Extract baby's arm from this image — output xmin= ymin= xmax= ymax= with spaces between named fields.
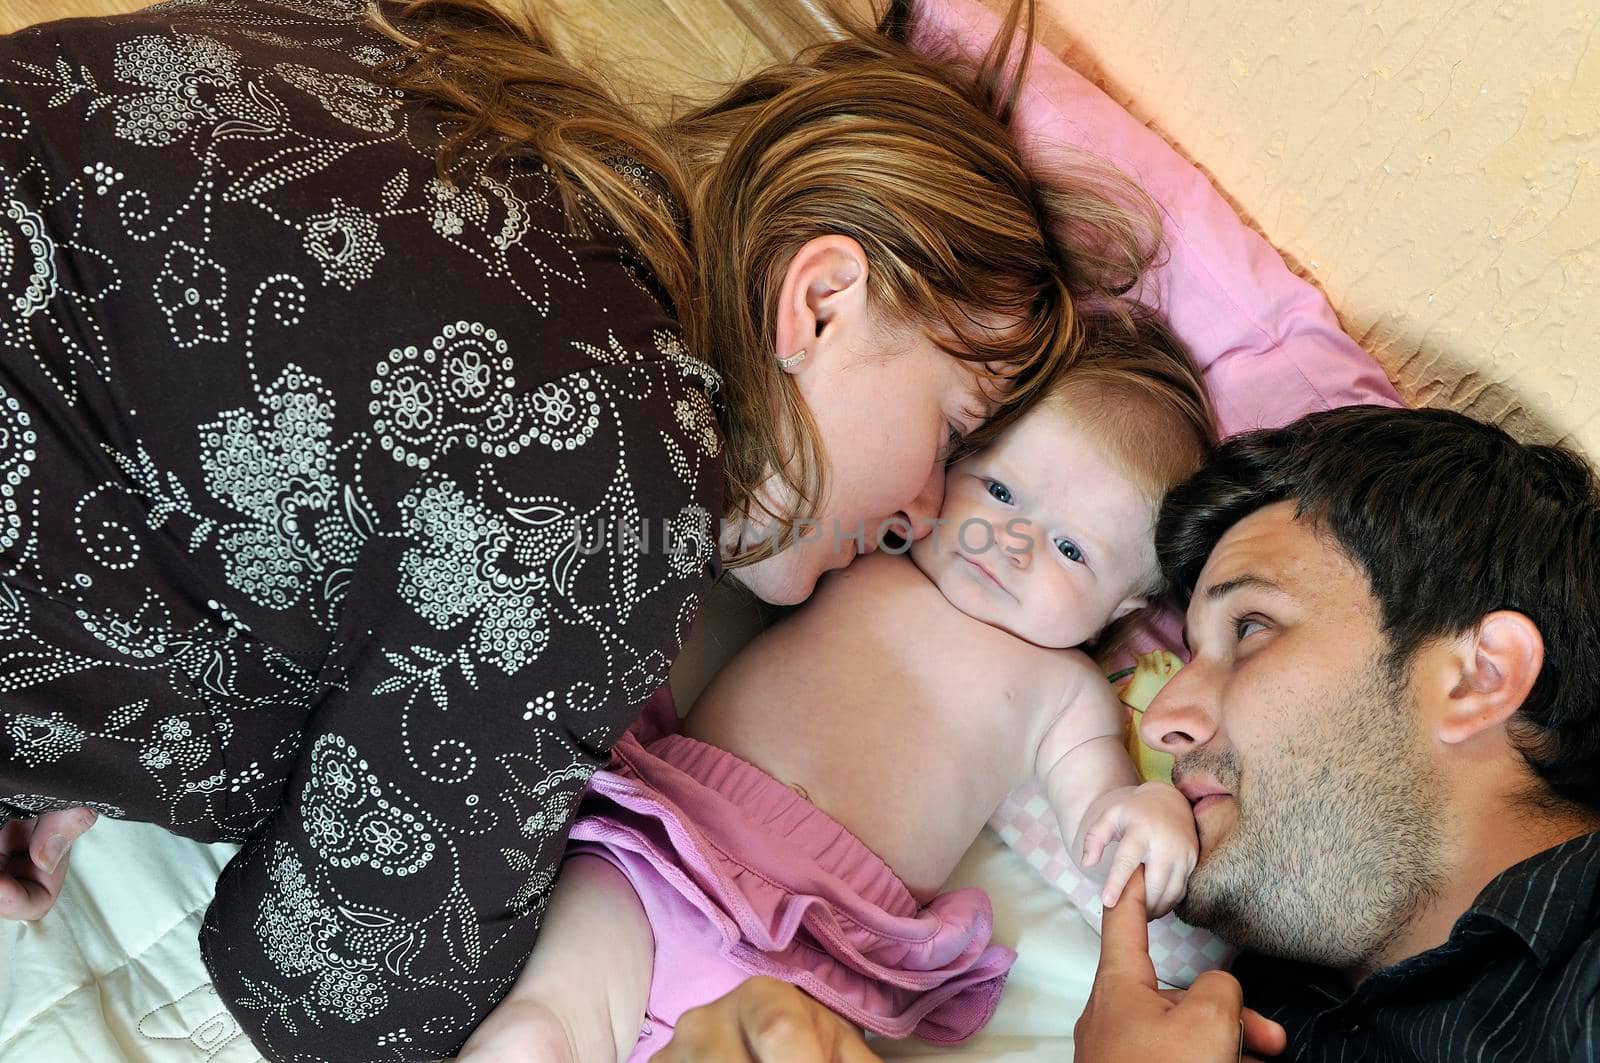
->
xmin=1033 ymin=657 xmax=1197 ymax=919
xmin=457 ymin=855 xmax=652 ymax=1063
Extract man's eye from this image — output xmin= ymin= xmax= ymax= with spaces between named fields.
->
xmin=1054 ymin=537 xmax=1084 ymax=563
xmin=985 ymin=480 xmax=1013 ymax=504
xmin=1233 ymin=615 xmax=1266 ymax=641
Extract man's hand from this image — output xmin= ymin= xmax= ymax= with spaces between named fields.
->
xmin=0 ymin=807 xmax=97 ymax=921
xmin=1075 ymin=868 xmax=1288 ymax=1062
xmin=652 ymin=976 xmax=883 ymax=1062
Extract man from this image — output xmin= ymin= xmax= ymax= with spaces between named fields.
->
xmin=1077 ymin=403 xmax=1600 ymax=1060
xmin=655 ymin=404 xmax=1600 ymax=1061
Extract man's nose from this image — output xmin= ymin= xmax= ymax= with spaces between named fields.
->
xmin=899 ymin=465 xmax=946 ymax=541
xmin=1140 ymin=657 xmax=1221 ymax=754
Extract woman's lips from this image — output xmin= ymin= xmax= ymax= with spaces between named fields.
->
xmin=1192 ymin=794 xmax=1232 ymax=816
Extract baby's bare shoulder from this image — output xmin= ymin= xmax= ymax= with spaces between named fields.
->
xmin=1031 ymin=650 xmax=1126 ymax=752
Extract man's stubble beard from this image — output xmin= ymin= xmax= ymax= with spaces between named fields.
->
xmin=1175 ymin=653 xmax=1447 ymax=970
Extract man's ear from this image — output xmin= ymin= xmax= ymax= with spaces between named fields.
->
xmin=1436 ymin=610 xmax=1545 ymax=745
xmin=772 ymin=235 xmax=869 ymax=373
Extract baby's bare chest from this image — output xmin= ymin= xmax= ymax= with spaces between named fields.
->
xmin=688 ymin=559 xmax=1068 ymax=795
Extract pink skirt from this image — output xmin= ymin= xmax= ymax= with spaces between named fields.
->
xmin=567 ymin=715 xmax=1014 ymax=1059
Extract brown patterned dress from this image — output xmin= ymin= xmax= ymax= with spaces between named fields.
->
xmin=0 ymin=2 xmax=724 ymax=1058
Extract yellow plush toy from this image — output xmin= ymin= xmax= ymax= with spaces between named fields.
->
xmin=1113 ymin=649 xmax=1183 ymax=785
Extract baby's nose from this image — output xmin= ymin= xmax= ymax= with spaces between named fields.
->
xmin=1004 ymin=520 xmax=1034 ymax=568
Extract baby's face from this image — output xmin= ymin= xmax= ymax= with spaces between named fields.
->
xmin=909 ymin=404 xmax=1159 ymax=648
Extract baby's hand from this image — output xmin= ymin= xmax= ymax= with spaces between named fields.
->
xmin=1079 ymin=783 xmax=1197 ymax=919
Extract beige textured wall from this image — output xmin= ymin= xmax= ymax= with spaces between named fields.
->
xmin=1032 ymin=0 xmax=1600 ymax=453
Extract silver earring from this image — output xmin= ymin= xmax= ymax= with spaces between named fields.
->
xmin=778 ymin=348 xmax=807 ymax=371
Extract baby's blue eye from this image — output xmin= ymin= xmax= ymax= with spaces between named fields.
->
xmin=1055 ymin=538 xmax=1085 ymax=563
xmin=986 ymin=481 xmax=1013 ymax=504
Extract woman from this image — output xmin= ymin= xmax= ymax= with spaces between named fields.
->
xmin=0 ymin=0 xmax=1156 ymax=1058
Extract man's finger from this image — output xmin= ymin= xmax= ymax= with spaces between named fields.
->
xmin=1094 ymin=866 xmax=1158 ymax=989
xmin=1243 ymin=1007 xmax=1288 ymax=1057
xmin=739 ymin=987 xmax=882 ymax=1063
xmin=1155 ymin=986 xmax=1285 ymax=1056
xmin=652 ymin=998 xmax=748 ymax=1061
xmin=1176 ymin=968 xmax=1247 ymax=1022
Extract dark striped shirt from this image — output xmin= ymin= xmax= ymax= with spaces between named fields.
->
xmin=1235 ymin=830 xmax=1600 ymax=1062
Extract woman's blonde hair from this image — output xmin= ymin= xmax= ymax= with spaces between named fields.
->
xmin=372 ymin=0 xmax=1162 ymax=565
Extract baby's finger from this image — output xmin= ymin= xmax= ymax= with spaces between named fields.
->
xmin=1100 ymin=844 xmax=1146 ymax=908
xmin=1140 ymin=863 xmax=1171 ymax=915
xmin=1079 ymin=819 xmax=1117 ymax=869
xmin=1165 ymin=870 xmax=1189 ymax=916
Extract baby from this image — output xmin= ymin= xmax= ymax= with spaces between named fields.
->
xmin=466 ymin=310 xmax=1215 ymax=1061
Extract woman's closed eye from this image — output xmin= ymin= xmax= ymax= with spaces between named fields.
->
xmin=942 ymin=424 xmax=964 ymax=460
xmin=985 ymin=479 xmax=1013 ymax=504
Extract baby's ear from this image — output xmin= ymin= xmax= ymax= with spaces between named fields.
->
xmin=1109 ymin=594 xmax=1150 ymax=624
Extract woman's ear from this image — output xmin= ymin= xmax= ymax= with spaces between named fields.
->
xmin=1435 ymin=610 xmax=1545 ymax=745
xmin=773 ymin=235 xmax=869 ymax=374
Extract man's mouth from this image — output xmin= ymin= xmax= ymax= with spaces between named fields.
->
xmin=1177 ymin=780 xmax=1233 ymax=814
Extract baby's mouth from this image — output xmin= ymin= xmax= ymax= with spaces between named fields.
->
xmin=961 ymin=554 xmax=1005 ymax=590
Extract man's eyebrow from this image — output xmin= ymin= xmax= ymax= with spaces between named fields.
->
xmin=1204 ymin=574 xmax=1291 ymax=602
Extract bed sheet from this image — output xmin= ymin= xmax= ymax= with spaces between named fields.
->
xmin=0 ymin=818 xmax=1090 ymax=1062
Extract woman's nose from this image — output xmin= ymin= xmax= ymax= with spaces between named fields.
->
xmin=1140 ymin=658 xmax=1221 ymax=754
xmin=899 ymin=465 xmax=946 ymax=541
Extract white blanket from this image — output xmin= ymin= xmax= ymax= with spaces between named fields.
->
xmin=0 ymin=819 xmax=1092 ymax=1062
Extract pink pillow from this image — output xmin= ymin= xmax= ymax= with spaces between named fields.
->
xmin=909 ymin=0 xmax=1402 ymax=987
xmin=910 ymin=0 xmax=1402 ymax=437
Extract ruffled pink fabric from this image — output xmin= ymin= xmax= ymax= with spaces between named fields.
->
xmin=567 ymin=710 xmax=1014 ymax=1057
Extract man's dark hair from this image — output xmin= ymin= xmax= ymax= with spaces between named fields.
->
xmin=1156 ymin=404 xmax=1600 ymax=813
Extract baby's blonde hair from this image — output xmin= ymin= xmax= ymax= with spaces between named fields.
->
xmin=1038 ymin=307 xmax=1214 ymax=644
xmin=1043 ymin=306 xmax=1215 ymax=514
